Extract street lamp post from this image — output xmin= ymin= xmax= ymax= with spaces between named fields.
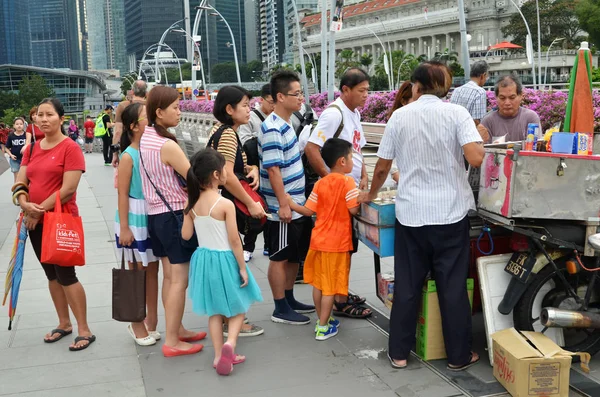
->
xmin=303 ymin=49 xmax=318 ymax=87
xmin=140 ymin=42 xmax=184 ymax=86
xmin=544 ymin=37 xmax=565 ymax=88
xmin=365 ymin=26 xmax=391 ymax=90
xmin=396 ymin=58 xmax=410 ymax=88
xmin=156 ymin=19 xmax=185 ymax=83
xmin=198 ymin=5 xmax=241 ymax=84
xmin=139 ymin=45 xmax=169 ymax=81
xmin=507 ymin=0 xmax=536 ymax=88
xmin=376 ymin=17 xmax=393 ymax=90
xmin=173 ymin=28 xmax=209 ymax=102
xmin=535 ymin=0 xmax=542 ymax=90
xmin=290 ymin=0 xmax=310 ymax=101
xmin=320 ymin=0 xmax=328 ymax=93
xmin=192 ymin=1 xmax=210 ymax=101
xmin=457 ymin=0 xmax=470 ymax=77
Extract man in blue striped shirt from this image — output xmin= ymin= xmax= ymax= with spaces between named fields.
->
xmin=258 ymin=70 xmax=315 ymax=325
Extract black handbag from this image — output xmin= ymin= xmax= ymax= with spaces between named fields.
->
xmin=112 ymin=250 xmax=146 ymax=322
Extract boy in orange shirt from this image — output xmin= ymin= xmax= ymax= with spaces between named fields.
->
xmin=288 ymin=138 xmax=360 ymax=340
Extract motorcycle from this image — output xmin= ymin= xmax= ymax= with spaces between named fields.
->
xmin=478 ymin=210 xmax=600 ymax=357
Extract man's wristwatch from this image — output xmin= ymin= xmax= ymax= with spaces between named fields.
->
xmin=110 ymin=144 xmax=120 ymax=153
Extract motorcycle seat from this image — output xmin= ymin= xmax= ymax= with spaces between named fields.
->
xmin=589 ymin=234 xmax=600 ymax=251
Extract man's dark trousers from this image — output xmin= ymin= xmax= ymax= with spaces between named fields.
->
xmin=388 ymin=216 xmax=472 ymax=366
xmin=101 ymin=133 xmax=112 ymax=164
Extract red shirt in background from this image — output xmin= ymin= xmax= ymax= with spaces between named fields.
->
xmin=84 ymin=120 xmax=95 ymax=138
xmin=21 ymin=138 xmax=86 ymax=222
xmin=26 ymin=124 xmax=45 ymax=141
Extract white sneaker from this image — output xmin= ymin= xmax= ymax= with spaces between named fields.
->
xmin=244 ymin=251 xmax=253 ymax=263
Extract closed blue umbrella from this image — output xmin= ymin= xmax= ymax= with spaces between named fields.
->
xmin=2 ymin=213 xmax=27 ymax=330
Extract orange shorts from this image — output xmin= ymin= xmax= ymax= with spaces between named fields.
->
xmin=303 ymin=249 xmax=350 ymax=296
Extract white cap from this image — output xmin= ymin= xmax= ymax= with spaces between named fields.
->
xmin=581 ymin=42 xmax=589 ymax=50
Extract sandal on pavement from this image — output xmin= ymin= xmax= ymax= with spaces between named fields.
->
xmin=213 ymin=354 xmax=246 ymax=368
xmin=148 ymin=330 xmax=161 ymax=341
xmin=69 ymin=335 xmax=96 ymax=352
xmin=43 ymin=328 xmax=72 ymax=343
xmin=387 ymin=353 xmax=407 ymax=369
xmin=216 ymin=343 xmax=235 ymax=376
xmin=333 ymin=302 xmax=372 ymax=319
xmin=447 ymin=352 xmax=480 ymax=372
xmin=127 ymin=324 xmax=156 ymax=346
xmin=179 ymin=331 xmax=207 ymax=342
xmin=347 ymin=294 xmax=366 ymax=305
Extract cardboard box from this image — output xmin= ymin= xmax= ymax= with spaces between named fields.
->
xmin=415 ymin=279 xmax=474 ymax=361
xmin=492 ymin=328 xmax=591 ymax=397
xmin=376 ymin=272 xmax=394 ymax=309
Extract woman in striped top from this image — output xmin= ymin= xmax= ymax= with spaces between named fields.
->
xmin=139 ymin=86 xmax=206 ymax=358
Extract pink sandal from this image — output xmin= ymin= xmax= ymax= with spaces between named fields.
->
xmin=213 ymin=354 xmax=245 ymax=368
xmin=216 ymin=343 xmax=235 ymax=375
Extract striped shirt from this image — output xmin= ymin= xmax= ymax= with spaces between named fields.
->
xmin=378 ymin=95 xmax=482 ymax=227
xmin=258 ymin=112 xmax=305 ymax=221
xmin=450 ymin=80 xmax=488 ymax=120
xmin=139 ymin=126 xmax=188 ymax=215
xmin=209 ymin=124 xmax=247 ymax=165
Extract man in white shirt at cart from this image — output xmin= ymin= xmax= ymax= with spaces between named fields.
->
xmin=304 ymin=67 xmax=372 ymax=319
xmin=361 ymin=62 xmax=484 ymax=370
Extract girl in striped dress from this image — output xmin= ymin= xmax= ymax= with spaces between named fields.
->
xmin=115 ymin=102 xmax=160 ymax=346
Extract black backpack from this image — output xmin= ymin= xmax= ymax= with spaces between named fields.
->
xmin=242 ymin=109 xmax=264 ymax=167
xmin=293 ymin=104 xmax=344 ymax=195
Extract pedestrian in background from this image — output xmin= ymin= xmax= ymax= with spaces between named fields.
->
xmin=83 ymin=116 xmax=95 ymax=153
xmin=450 ymin=60 xmax=489 ymax=126
xmin=4 ymin=117 xmax=27 ymax=182
xmin=16 ymin=98 xmax=95 ymax=351
xmin=115 ymin=102 xmax=160 ymax=347
xmin=68 ymin=119 xmax=79 ymax=141
xmin=139 ymin=86 xmax=206 ymax=358
xmin=97 ymin=105 xmax=115 ymax=166
xmin=183 ymin=148 xmax=263 ymax=376
xmin=25 ymin=106 xmax=44 ymax=146
xmin=362 ymin=62 xmax=484 ymax=371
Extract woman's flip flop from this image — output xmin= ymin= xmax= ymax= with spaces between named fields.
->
xmin=447 ymin=352 xmax=480 ymax=372
xmin=69 ymin=335 xmax=96 ymax=352
xmin=216 ymin=343 xmax=235 ymax=376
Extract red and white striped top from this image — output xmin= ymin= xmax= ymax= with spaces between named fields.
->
xmin=139 ymin=126 xmax=187 ymax=215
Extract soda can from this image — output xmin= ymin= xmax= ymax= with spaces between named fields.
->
xmin=526 ymin=123 xmax=539 ymax=151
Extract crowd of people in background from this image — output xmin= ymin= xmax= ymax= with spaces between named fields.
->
xmin=7 ymin=58 xmax=547 ymax=376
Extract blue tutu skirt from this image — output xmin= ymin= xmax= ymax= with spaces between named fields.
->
xmin=188 ymin=247 xmax=263 ymax=317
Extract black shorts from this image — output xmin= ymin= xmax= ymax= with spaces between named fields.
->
xmin=29 ymin=223 xmax=79 ymax=286
xmin=85 ymin=137 xmax=94 ymax=144
xmin=267 ymin=217 xmax=310 ymax=263
xmin=148 ymin=210 xmax=198 ymax=264
xmin=351 ymin=222 xmax=359 ymax=254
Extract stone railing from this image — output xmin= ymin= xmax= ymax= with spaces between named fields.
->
xmin=174 ymin=112 xmax=217 ymax=158
xmin=174 ymin=112 xmax=387 ymax=158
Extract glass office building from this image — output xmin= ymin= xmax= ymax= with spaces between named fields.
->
xmin=124 ymin=0 xmax=186 ymax=69
xmin=0 ymin=65 xmax=107 ymax=114
xmin=0 ymin=0 xmax=31 ymax=65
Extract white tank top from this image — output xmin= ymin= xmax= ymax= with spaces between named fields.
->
xmin=192 ymin=197 xmax=231 ymax=251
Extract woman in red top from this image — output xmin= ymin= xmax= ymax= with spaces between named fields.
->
xmin=25 ymin=106 xmax=45 ymax=147
xmin=16 ymin=98 xmax=95 ymax=352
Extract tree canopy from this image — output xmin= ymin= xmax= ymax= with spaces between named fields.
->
xmin=0 ymin=74 xmax=55 ymax=124
xmin=501 ymin=0 xmax=583 ymax=49
xmin=575 ymin=0 xmax=600 ymax=50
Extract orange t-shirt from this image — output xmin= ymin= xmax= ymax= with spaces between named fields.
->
xmin=305 ymin=173 xmax=359 ymax=253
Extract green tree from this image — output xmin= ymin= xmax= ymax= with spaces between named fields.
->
xmin=0 ymin=91 xmax=20 ymax=121
xmin=501 ymin=0 xmax=582 ymax=49
xmin=360 ymin=53 xmax=373 ymax=69
xmin=449 ymin=62 xmax=465 ymax=77
xmin=431 ymin=48 xmax=459 ymax=65
xmin=335 ymin=49 xmax=360 ymax=77
xmin=120 ymin=72 xmax=138 ymax=96
xmin=18 ymin=74 xmax=54 ymax=110
xmin=243 ymin=60 xmax=264 ymax=81
xmin=160 ymin=62 xmax=192 ymax=84
xmin=211 ymin=62 xmax=239 ymax=83
xmin=576 ymin=0 xmax=600 ymax=50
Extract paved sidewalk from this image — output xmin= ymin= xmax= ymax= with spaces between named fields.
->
xmin=0 ymin=153 xmax=594 ymax=397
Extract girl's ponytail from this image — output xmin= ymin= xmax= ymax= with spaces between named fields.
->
xmin=184 ymin=148 xmax=226 ymax=214
xmin=185 ymin=165 xmax=200 ymax=215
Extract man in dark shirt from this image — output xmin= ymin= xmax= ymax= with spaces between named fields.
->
xmin=101 ymin=105 xmax=114 ymax=165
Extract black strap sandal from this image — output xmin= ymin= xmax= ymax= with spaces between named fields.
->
xmin=347 ymin=293 xmax=366 ymax=305
xmin=43 ymin=328 xmax=72 ymax=343
xmin=447 ymin=352 xmax=480 ymax=372
xmin=333 ymin=302 xmax=372 ymax=318
xmin=69 ymin=335 xmax=96 ymax=352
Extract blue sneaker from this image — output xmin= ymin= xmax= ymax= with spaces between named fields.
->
xmin=288 ymin=299 xmax=315 ymax=314
xmin=263 ymin=249 xmax=269 ymax=256
xmin=271 ymin=310 xmax=311 ymax=325
xmin=315 ymin=324 xmax=339 ymax=341
xmin=314 ymin=317 xmax=340 ymax=332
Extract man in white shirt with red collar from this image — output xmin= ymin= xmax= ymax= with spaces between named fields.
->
xmin=304 ymin=67 xmax=372 ymax=319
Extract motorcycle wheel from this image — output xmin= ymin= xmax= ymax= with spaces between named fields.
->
xmin=513 ymin=263 xmax=600 ymax=358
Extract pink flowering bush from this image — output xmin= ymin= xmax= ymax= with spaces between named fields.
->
xmin=182 ymin=90 xmax=600 ymax=132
